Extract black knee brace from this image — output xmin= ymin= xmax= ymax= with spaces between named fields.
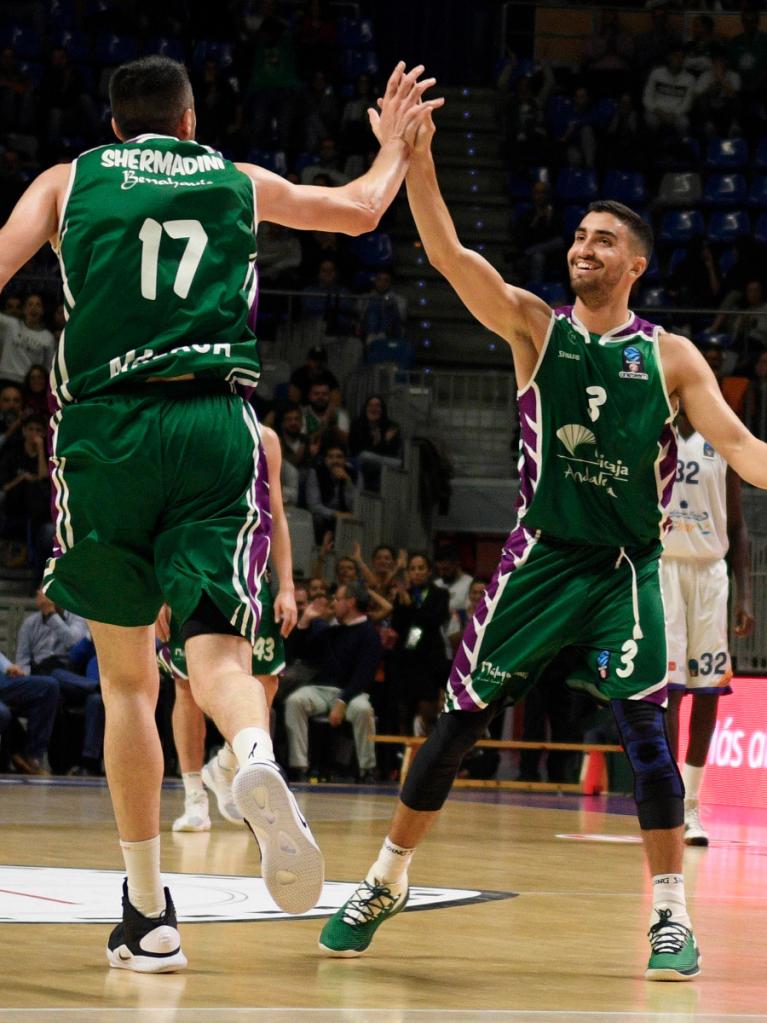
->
xmin=400 ymin=704 xmax=500 ymax=812
xmin=610 ymin=698 xmax=684 ymax=830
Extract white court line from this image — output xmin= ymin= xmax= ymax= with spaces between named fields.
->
xmin=2 ymin=1011 xmax=767 ymax=1021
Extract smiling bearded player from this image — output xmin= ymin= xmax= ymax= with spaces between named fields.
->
xmin=319 ymin=106 xmax=767 ymax=981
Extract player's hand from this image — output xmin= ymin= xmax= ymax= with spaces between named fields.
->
xmin=351 ymin=540 xmax=362 ymax=561
xmin=410 ymin=106 xmax=438 ymax=156
xmin=369 ymin=62 xmax=443 ymax=150
xmin=734 ymin=600 xmax=755 ymax=637
xmin=274 ymin=590 xmax=297 ymax=637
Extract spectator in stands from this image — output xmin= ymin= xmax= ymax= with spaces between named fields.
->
xmin=727 ymin=4 xmax=767 ymax=113
xmin=1 ymin=294 xmax=22 ymax=320
xmin=295 ymin=0 xmax=338 ymax=77
xmin=351 ymin=542 xmax=402 ymax=595
xmin=301 ymin=380 xmax=350 ymax=448
xmin=300 ymin=229 xmax=354 ymax=285
xmin=684 ymin=14 xmax=719 ymax=78
xmin=634 ymin=3 xmax=683 ymax=74
xmin=434 ymin=544 xmax=473 ymax=615
xmin=0 ymin=383 xmax=24 ymax=456
xmin=0 ymin=292 xmax=56 ymax=384
xmin=39 ymin=46 xmax=100 ymax=146
xmin=306 ymin=576 xmax=330 ymax=601
xmin=558 ymin=85 xmax=597 ymax=169
xmin=693 ymin=50 xmax=742 ymax=138
xmin=581 ymin=10 xmax=634 ymax=98
xmin=312 ymin=530 xmax=360 ymax=589
xmin=288 ymin=346 xmax=340 ymax=406
xmin=65 ymin=633 xmax=105 ymax=776
xmin=305 ymin=443 xmax=359 ymax=541
xmin=303 ymin=70 xmax=340 ymax=152
xmin=258 ymin=221 xmax=302 ymax=285
xmin=359 ymin=271 xmax=407 ymax=348
xmin=348 ymin=394 xmax=403 ymax=491
xmin=0 ymin=647 xmax=59 ymax=775
xmin=643 ymin=45 xmax=696 ymax=135
xmin=22 ymin=364 xmax=48 ymax=417
xmin=497 ymin=64 xmax=553 ymax=163
xmin=300 ymin=259 xmax=357 ymax=338
xmin=604 ymin=92 xmax=643 ymax=170
xmin=391 ymin=552 xmax=450 ymax=735
xmin=50 ymin=303 xmax=66 ymax=344
xmin=301 ymin=136 xmax=349 ymax=186
xmin=284 ymin=581 xmax=381 ymax=782
xmin=0 ymin=413 xmax=52 ymax=578
xmin=276 ymin=402 xmax=316 ymax=476
xmin=341 ymin=73 xmax=376 ymax=155
xmin=244 ymin=9 xmax=302 ymax=152
xmin=510 ymin=180 xmax=565 ymax=285
xmin=703 ymin=342 xmax=750 ymax=419
xmin=729 ymin=280 xmax=767 ymax=357
xmin=666 ymin=238 xmax=721 ymax=336
xmin=745 ymin=348 xmax=767 ymax=438
xmin=191 ymin=58 xmax=242 ymax=151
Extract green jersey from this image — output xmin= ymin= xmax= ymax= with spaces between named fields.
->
xmin=517 ymin=307 xmax=676 ymax=547
xmin=53 ymin=135 xmax=259 ymax=404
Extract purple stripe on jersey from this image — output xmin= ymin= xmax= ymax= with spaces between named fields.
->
xmin=657 ymin=422 xmax=677 ymax=511
xmin=247 ymin=265 xmax=260 ymax=334
xmin=553 ymin=304 xmax=573 ymax=319
xmin=245 ymin=443 xmax=272 ymax=604
xmin=516 ymin=386 xmax=540 ymax=515
xmin=447 ymin=525 xmax=537 ymax=711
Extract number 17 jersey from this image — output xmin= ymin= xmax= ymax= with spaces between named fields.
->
xmin=54 ymin=134 xmax=259 ymax=404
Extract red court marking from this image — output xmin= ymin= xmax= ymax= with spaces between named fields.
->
xmin=0 ymin=888 xmax=78 ymax=905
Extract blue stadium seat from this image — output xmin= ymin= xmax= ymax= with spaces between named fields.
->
xmin=337 ymin=17 xmax=374 ymax=48
xmin=659 ymin=210 xmax=704 ymax=243
xmin=748 ymin=175 xmax=767 ymax=208
xmin=94 ymin=32 xmax=139 ymax=65
xmin=340 ymin=50 xmax=379 ymax=80
xmin=707 ymin=210 xmax=750 ymax=243
xmin=0 ymin=26 xmax=42 ymax=58
xmin=754 ymin=213 xmax=767 ymax=245
xmin=703 ymin=173 xmax=747 ymax=207
xmin=349 ymin=232 xmax=394 ymax=269
xmin=531 ymin=282 xmax=568 ymax=306
xmin=602 ymin=170 xmax=646 ymax=205
xmin=668 ymin=247 xmax=688 ymax=275
xmin=143 ymin=36 xmax=186 ymax=62
xmin=49 ymin=28 xmax=91 ymax=61
xmin=562 ymin=204 xmax=586 ymax=239
xmin=17 ymin=60 xmax=43 ymax=86
xmin=639 ymin=287 xmax=667 ymax=309
xmin=705 ymin=137 xmax=748 ymax=170
xmin=657 ymin=171 xmax=703 ymax=207
xmin=556 ymin=169 xmax=598 ymax=203
xmin=366 ymin=338 xmax=411 ymax=368
xmin=191 ymin=40 xmax=233 ymax=69
xmin=49 ymin=0 xmax=78 ymax=28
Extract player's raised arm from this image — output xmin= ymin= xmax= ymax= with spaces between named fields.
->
xmin=238 ymin=62 xmax=441 ymax=237
xmin=404 ymin=109 xmax=551 ymax=369
xmin=662 ymin=331 xmax=767 ymax=488
xmin=0 ymin=164 xmax=70 ymax=291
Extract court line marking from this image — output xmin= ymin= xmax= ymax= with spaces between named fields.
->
xmin=2 ymin=1012 xmax=767 ymax=1020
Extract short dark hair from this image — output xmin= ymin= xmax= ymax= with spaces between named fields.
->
xmin=109 ymin=56 xmax=193 ymax=139
xmin=343 ymin=580 xmax=370 ymax=612
xmin=585 ymin=200 xmax=654 ymax=259
xmin=373 ymin=544 xmax=396 ymax=559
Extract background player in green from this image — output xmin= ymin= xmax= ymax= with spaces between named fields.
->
xmin=160 ymin=426 xmax=293 ymax=832
xmin=320 ymin=107 xmax=767 ymax=980
xmin=0 ymin=56 xmax=442 ymax=972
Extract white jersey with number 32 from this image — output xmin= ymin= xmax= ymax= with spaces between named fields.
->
xmin=663 ymin=430 xmax=728 ymax=562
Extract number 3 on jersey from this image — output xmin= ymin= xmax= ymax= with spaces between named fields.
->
xmin=139 ymin=218 xmax=208 ymax=301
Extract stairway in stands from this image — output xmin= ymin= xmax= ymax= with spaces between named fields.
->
xmin=393 ymin=85 xmax=513 ymax=369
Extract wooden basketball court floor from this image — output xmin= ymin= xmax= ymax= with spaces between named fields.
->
xmin=1 ymin=776 xmax=766 ymax=1023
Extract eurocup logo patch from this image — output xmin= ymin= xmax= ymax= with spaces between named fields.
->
xmin=703 ymin=441 xmax=716 ymax=458
xmin=597 ymin=649 xmax=611 ymax=680
xmin=619 ymin=345 xmax=649 ymax=381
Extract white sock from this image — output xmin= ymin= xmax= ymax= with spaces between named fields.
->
xmin=181 ymin=771 xmax=205 ymax=799
xmin=651 ymin=873 xmax=691 ymax=929
xmin=683 ymin=763 xmax=705 ymax=803
xmin=232 ymin=727 xmax=274 ymax=768
xmin=120 ymin=836 xmax=165 ymax=918
xmin=217 ymin=742 xmax=238 ymax=772
xmin=370 ymin=837 xmax=415 ymax=884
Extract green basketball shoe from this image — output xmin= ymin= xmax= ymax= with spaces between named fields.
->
xmin=645 ymin=908 xmax=701 ymax=981
xmin=319 ymin=873 xmax=409 ymax=957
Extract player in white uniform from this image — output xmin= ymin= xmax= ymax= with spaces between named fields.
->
xmin=662 ymin=407 xmax=754 ymax=845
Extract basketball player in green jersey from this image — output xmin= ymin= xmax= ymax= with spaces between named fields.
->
xmin=0 ymin=56 xmax=442 ymax=972
xmin=320 ymin=110 xmax=767 ymax=979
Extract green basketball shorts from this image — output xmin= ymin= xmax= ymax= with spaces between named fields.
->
xmin=43 ymin=383 xmax=271 ymax=642
xmin=160 ymin=581 xmax=286 ymax=680
xmin=447 ymin=526 xmax=667 ymax=711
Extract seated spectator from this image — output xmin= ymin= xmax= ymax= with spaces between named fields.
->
xmin=0 ymin=293 xmax=56 ymax=384
xmin=312 ymin=530 xmax=359 ymax=589
xmin=22 ymin=364 xmax=48 ymax=417
xmin=348 ymin=394 xmax=403 ymax=491
xmin=558 ymin=85 xmax=597 ymax=169
xmin=693 ymin=50 xmax=742 ymax=138
xmin=305 ymin=443 xmax=359 ymax=541
xmin=276 ymin=403 xmax=317 ymax=475
xmin=64 ymin=633 xmax=104 ymax=776
xmin=284 ymin=581 xmax=381 ymax=782
xmin=300 ymin=230 xmax=354 ymax=285
xmin=604 ymin=92 xmax=643 ymax=170
xmin=0 ymin=647 xmax=59 ymax=775
xmin=0 ymin=413 xmax=52 ymax=578
xmin=300 ymin=259 xmax=357 ymax=338
xmin=643 ymin=47 xmax=696 ymax=134
xmin=497 ymin=60 xmax=553 ymax=163
xmin=302 ymin=381 xmax=350 ymax=449
xmin=390 ymin=552 xmax=450 ymax=735
xmin=303 ymin=70 xmax=340 ymax=152
xmin=300 ymin=136 xmax=349 ymax=186
xmin=359 ymin=271 xmax=407 ymax=347
xmin=684 ymin=14 xmax=719 ymax=77
xmin=510 ymin=181 xmax=565 ymax=286
xmin=0 ymin=382 xmax=24 ymax=456
xmin=727 ymin=5 xmax=767 ymax=113
xmin=288 ymin=346 xmax=340 ymax=406
xmin=434 ymin=544 xmax=473 ymax=614
xmin=702 ymin=343 xmax=750 ymax=419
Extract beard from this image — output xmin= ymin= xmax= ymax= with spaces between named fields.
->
xmin=568 ymin=264 xmax=624 ymax=307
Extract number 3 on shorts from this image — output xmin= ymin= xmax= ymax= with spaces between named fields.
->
xmin=616 ymin=639 xmax=638 ymax=679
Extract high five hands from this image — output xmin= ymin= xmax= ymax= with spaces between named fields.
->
xmin=368 ymin=61 xmax=444 ymax=151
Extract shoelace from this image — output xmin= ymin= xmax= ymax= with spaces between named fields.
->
xmin=341 ymin=880 xmax=401 ymax=926
xmin=648 ymin=908 xmax=690 ymax=954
